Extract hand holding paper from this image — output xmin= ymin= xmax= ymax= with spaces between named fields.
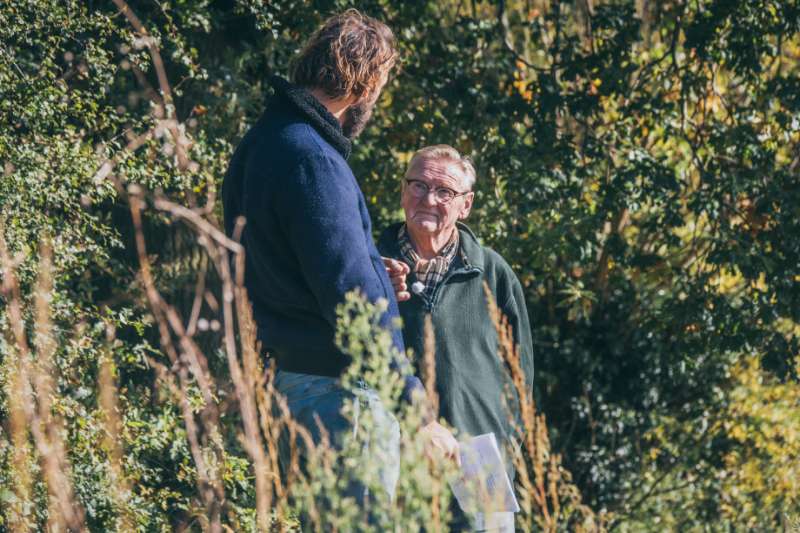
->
xmin=421 ymin=421 xmax=461 ymax=466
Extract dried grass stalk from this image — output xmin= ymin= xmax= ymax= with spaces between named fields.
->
xmin=483 ymin=282 xmax=604 ymax=532
xmin=99 ymin=325 xmax=136 ymax=533
xmin=0 ymin=230 xmax=87 ymax=532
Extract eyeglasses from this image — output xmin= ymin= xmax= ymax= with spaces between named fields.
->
xmin=404 ymin=179 xmax=471 ymax=204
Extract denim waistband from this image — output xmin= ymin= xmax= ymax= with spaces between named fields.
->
xmin=274 ymin=370 xmax=369 ymax=402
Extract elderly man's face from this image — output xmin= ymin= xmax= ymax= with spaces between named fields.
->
xmin=401 ymin=158 xmax=473 ymax=236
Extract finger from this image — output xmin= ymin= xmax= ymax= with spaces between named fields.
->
xmin=443 ymin=440 xmax=457 ymax=456
xmin=384 ymin=257 xmax=410 ymax=275
xmin=444 ymin=437 xmax=461 ymax=465
xmin=392 ymin=281 xmax=407 ymax=292
xmin=386 ymin=267 xmax=405 ymax=278
xmin=396 ymin=291 xmax=411 ymax=302
xmin=382 ymin=257 xmax=403 ymax=272
xmin=452 ymin=448 xmax=462 ymax=467
xmin=432 ymin=441 xmax=448 ymax=457
xmin=423 ymin=446 xmax=434 ymax=463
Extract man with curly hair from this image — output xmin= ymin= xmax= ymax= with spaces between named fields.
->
xmin=222 ymin=9 xmax=458 ymax=510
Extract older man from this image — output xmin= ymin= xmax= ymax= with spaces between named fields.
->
xmin=222 ymin=11 xmax=456 ymax=510
xmin=378 ymin=145 xmax=535 ymax=532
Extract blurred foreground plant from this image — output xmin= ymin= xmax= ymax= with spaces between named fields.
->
xmin=5 ymin=0 xmax=798 ymax=529
xmin=1 ymin=203 xmax=603 ymax=531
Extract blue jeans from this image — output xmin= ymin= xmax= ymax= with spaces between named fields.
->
xmin=274 ymin=370 xmax=401 ymax=506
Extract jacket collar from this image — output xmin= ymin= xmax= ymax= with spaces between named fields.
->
xmin=378 ymin=221 xmax=485 ymax=272
xmin=268 ymin=75 xmax=352 ymax=160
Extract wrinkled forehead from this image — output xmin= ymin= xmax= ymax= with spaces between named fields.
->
xmin=407 ymin=157 xmax=469 ymax=189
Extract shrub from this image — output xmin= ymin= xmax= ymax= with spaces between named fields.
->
xmin=2 ymin=0 xmax=799 ymax=530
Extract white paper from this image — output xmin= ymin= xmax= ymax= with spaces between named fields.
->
xmin=449 ymin=433 xmax=520 ymax=514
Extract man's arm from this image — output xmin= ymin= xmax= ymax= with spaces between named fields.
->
xmin=501 ymin=274 xmax=535 ymax=396
xmin=272 ymin=152 xmax=425 ymax=402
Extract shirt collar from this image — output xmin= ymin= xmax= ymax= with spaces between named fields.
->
xmin=378 ymin=221 xmax=485 ymax=272
xmin=398 ymin=224 xmax=460 ymax=267
xmin=267 ymin=75 xmax=352 ymax=160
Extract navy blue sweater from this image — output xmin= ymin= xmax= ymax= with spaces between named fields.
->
xmin=223 ymin=77 xmax=423 ymax=401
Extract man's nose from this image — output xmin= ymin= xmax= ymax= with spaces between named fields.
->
xmin=421 ymin=189 xmax=439 ymax=206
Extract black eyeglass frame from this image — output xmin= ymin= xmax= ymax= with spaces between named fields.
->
xmin=404 ymin=179 xmax=472 ymax=204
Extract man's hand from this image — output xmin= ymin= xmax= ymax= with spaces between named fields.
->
xmin=420 ymin=421 xmax=461 ymax=466
xmin=382 ymin=257 xmax=411 ymax=302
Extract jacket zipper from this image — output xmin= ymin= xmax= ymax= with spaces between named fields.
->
xmin=426 ymin=266 xmax=481 ymax=312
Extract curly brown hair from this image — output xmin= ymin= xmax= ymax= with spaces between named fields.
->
xmin=290 ymin=9 xmax=398 ymax=100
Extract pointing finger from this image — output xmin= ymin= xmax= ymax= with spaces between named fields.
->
xmin=383 ymin=257 xmax=410 ymax=274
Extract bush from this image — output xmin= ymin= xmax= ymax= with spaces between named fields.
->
xmin=2 ymin=0 xmax=799 ymax=530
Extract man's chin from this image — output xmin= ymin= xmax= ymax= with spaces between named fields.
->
xmin=342 ymin=101 xmax=375 ymax=139
xmin=343 ymin=120 xmax=367 ymax=140
xmin=410 ymin=220 xmax=440 ymax=233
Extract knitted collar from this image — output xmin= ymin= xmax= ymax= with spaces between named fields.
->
xmin=268 ymin=76 xmax=352 ymax=160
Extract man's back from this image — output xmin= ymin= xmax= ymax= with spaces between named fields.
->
xmin=222 ymin=77 xmax=401 ymax=377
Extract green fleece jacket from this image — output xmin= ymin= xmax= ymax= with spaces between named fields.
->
xmin=378 ymin=222 xmax=535 ymax=469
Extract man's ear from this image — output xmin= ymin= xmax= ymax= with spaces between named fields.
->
xmin=341 ymin=91 xmax=359 ymax=108
xmin=362 ymin=84 xmax=381 ymax=106
xmin=360 ymin=69 xmax=390 ymax=106
xmin=459 ymin=192 xmax=474 ymax=220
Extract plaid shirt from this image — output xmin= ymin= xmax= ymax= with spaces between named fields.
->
xmin=398 ymin=224 xmax=460 ymax=301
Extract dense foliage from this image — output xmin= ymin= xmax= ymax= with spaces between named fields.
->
xmin=2 ymin=0 xmax=799 ymax=530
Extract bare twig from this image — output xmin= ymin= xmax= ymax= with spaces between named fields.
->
xmin=497 ymin=0 xmax=551 ymax=73
xmin=153 ymin=197 xmax=243 ymax=253
xmin=129 ymin=193 xmax=225 ymax=533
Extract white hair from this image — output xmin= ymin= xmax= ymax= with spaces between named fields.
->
xmin=405 ymin=144 xmax=476 ymax=190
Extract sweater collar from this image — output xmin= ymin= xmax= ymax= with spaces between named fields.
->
xmin=268 ymin=75 xmax=352 ymax=160
xmin=379 ymin=221 xmax=485 ymax=272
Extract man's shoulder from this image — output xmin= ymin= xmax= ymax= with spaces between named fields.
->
xmin=249 ymin=111 xmax=342 ymax=165
xmin=481 ymin=245 xmax=514 ymax=273
xmin=457 ymin=225 xmax=519 ymax=285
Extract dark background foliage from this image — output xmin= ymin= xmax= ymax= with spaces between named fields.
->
xmin=2 ymin=0 xmax=799 ymax=530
